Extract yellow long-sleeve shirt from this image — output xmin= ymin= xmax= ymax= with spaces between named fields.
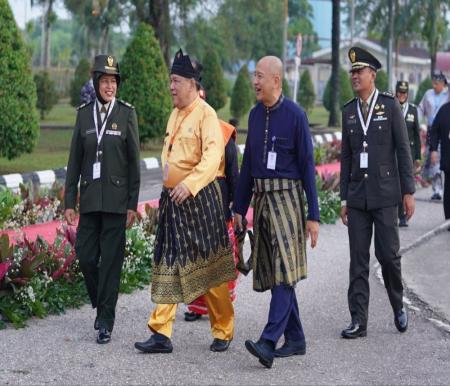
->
xmin=161 ymin=96 xmax=224 ymax=197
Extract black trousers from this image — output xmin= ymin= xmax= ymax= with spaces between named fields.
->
xmin=347 ymin=206 xmax=403 ymax=327
xmin=75 ymin=212 xmax=127 ymax=332
xmin=444 ymin=171 xmax=450 ymax=219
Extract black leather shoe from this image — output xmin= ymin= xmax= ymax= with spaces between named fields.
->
xmin=431 ymin=193 xmax=442 ymax=200
xmin=96 ymin=328 xmax=111 ymax=344
xmin=184 ymin=311 xmax=202 ymax=322
xmin=341 ymin=322 xmax=367 ymax=339
xmin=399 ymin=218 xmax=408 ymax=227
xmin=134 ymin=334 xmax=173 ymax=353
xmin=210 ymin=338 xmax=231 ymax=352
xmin=94 ymin=317 xmax=99 ymax=330
xmin=245 ymin=339 xmax=274 ymax=369
xmin=274 ymin=339 xmax=306 ymax=357
xmin=394 ymin=308 xmax=408 ymax=333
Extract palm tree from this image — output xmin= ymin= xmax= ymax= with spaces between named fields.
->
xmin=328 ymin=0 xmax=340 ymax=127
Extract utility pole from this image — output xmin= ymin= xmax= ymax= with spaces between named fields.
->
xmin=387 ymin=0 xmax=394 ymax=92
xmin=282 ymin=0 xmax=288 ymax=68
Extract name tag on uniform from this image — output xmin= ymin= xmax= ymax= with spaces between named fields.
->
xmin=93 ymin=162 xmax=101 ymax=179
xmin=86 ymin=128 xmax=96 ymax=135
xmin=373 ymin=116 xmax=387 ymax=122
xmin=106 ymin=130 xmax=121 ymax=136
xmin=267 ymin=151 xmax=277 ymax=170
xmin=360 ymin=152 xmax=368 ymax=168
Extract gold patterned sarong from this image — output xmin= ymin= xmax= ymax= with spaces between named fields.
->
xmin=151 ymin=180 xmax=236 ymax=304
xmin=251 ymin=178 xmax=307 ymax=292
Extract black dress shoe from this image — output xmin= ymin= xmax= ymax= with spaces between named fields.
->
xmin=245 ymin=339 xmax=274 ymax=369
xmin=341 ymin=322 xmax=367 ymax=339
xmin=96 ymin=328 xmax=111 ymax=344
xmin=210 ymin=338 xmax=231 ymax=352
xmin=184 ymin=311 xmax=203 ymax=322
xmin=398 ymin=218 xmax=408 ymax=227
xmin=394 ymin=308 xmax=408 ymax=333
xmin=134 ymin=333 xmax=173 ymax=353
xmin=274 ymin=339 xmax=306 ymax=357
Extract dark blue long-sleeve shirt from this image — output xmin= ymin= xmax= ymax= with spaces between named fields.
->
xmin=233 ymin=96 xmax=320 ymax=221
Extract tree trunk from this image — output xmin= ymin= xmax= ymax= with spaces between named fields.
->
xmin=148 ymin=0 xmax=171 ymax=66
xmin=328 ymin=0 xmax=340 ymax=128
xmin=41 ymin=0 xmax=53 ymax=69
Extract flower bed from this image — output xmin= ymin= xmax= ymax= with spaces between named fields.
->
xmin=0 ymin=205 xmax=157 ymax=329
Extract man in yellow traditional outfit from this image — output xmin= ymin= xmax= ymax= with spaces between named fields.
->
xmin=134 ymin=49 xmax=236 ymax=354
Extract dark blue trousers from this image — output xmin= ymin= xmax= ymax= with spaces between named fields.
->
xmin=260 ymin=284 xmax=305 ymax=345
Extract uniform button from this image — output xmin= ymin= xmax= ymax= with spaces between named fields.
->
xmin=387 ymin=171 xmax=390 ymax=176
xmin=116 ymin=180 xmax=119 ymax=184
xmin=98 ymin=150 xmax=102 ymax=155
xmin=364 ymin=173 xmax=368 ymax=178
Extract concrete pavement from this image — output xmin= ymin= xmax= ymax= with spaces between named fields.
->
xmin=1 ymin=186 xmax=450 ymax=384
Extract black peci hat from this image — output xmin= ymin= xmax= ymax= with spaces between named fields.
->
xmin=396 ymin=80 xmax=409 ymax=93
xmin=432 ymin=71 xmax=447 ymax=85
xmin=348 ymin=46 xmax=382 ymax=72
xmin=170 ymin=49 xmax=202 ymax=81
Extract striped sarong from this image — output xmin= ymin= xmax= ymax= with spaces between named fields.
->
xmin=251 ymin=178 xmax=307 ymax=292
xmin=151 ymin=180 xmax=236 ymax=304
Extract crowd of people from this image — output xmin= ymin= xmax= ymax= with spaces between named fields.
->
xmin=64 ymin=46 xmax=449 ymax=369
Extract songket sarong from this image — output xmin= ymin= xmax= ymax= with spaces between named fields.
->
xmin=251 ymin=178 xmax=307 ymax=292
xmin=151 ymin=180 xmax=236 ymax=304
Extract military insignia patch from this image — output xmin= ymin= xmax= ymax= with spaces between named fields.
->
xmin=107 ymin=56 xmax=114 ymax=67
xmin=375 ymin=104 xmax=380 ymax=110
xmin=112 ymin=123 xmax=118 ymax=130
xmin=350 ymin=50 xmax=356 ymax=63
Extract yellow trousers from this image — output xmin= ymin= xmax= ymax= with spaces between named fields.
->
xmin=148 ymin=281 xmax=234 ymax=340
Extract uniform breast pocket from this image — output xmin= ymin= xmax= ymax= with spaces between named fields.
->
xmin=179 ymin=135 xmax=200 ymax=158
xmin=274 ymin=137 xmax=294 ymax=155
xmin=375 ymin=121 xmax=390 ymax=145
xmin=348 ymin=127 xmax=362 ymax=150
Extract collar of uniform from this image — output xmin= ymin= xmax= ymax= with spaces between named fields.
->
xmin=178 ymin=95 xmax=201 ymax=115
xmin=265 ymin=93 xmax=285 ymax=112
xmin=96 ymin=99 xmax=111 ymax=112
xmin=359 ymin=87 xmax=376 ymax=106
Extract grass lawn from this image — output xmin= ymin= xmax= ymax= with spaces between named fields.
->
xmin=0 ymin=100 xmax=331 ymax=174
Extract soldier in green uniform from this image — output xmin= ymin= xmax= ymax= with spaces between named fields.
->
xmin=395 ymin=81 xmax=421 ymax=227
xmin=64 ymin=54 xmax=140 ymax=344
xmin=340 ymin=47 xmax=415 ymax=339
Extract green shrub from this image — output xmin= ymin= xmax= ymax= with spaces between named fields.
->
xmin=119 ymin=23 xmax=171 ymax=143
xmin=0 ymin=0 xmax=39 ymax=159
xmin=0 ymin=186 xmax=20 ymax=229
xmin=282 ymin=77 xmax=291 ymax=98
xmin=202 ymin=48 xmax=227 ymax=110
xmin=34 ymin=71 xmax=58 ymax=119
xmin=298 ymin=69 xmax=315 ymax=115
xmin=323 ymin=68 xmax=354 ymax=111
xmin=230 ymin=64 xmax=253 ymax=120
xmin=415 ymin=76 xmax=432 ymax=105
xmin=70 ymin=58 xmax=91 ymax=107
xmin=375 ymin=69 xmax=389 ymax=92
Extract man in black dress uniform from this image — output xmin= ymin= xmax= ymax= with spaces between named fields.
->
xmin=395 ymin=80 xmax=421 ymax=227
xmin=64 ymin=54 xmax=140 ymax=344
xmin=340 ymin=47 xmax=415 ymax=339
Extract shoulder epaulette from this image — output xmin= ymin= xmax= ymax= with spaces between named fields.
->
xmin=118 ymin=99 xmax=135 ymax=109
xmin=77 ymin=101 xmax=93 ymax=111
xmin=409 ymin=102 xmax=417 ymax=108
xmin=343 ymin=97 xmax=356 ymax=108
xmin=380 ymin=91 xmax=394 ymax=98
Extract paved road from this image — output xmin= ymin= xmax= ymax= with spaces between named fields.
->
xmin=1 ymin=184 xmax=450 ymax=385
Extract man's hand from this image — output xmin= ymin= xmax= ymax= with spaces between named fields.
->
xmin=403 ymin=194 xmax=415 ymax=220
xmin=430 ymin=151 xmax=439 ymax=166
xmin=340 ymin=206 xmax=348 ymax=226
xmin=170 ymin=183 xmax=192 ymax=205
xmin=234 ymin=213 xmax=243 ymax=233
xmin=414 ymin=159 xmax=421 ymax=171
xmin=126 ymin=210 xmax=136 ymax=229
xmin=305 ymin=220 xmax=319 ymax=249
xmin=64 ymin=209 xmax=76 ymax=225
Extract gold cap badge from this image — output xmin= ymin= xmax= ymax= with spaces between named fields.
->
xmin=107 ymin=56 xmax=114 ymax=67
xmin=350 ymin=50 xmax=356 ymax=63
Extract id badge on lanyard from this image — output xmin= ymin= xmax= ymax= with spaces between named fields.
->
xmin=92 ymin=99 xmax=115 ymax=179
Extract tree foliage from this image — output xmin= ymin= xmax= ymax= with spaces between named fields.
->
xmin=282 ymin=77 xmax=291 ymax=99
xmin=0 ymin=0 xmax=39 ymax=160
xmin=202 ymin=48 xmax=227 ymax=111
xmin=119 ymin=23 xmax=171 ymax=143
xmin=70 ymin=58 xmax=91 ymax=107
xmin=34 ymin=71 xmax=58 ymax=119
xmin=415 ymin=76 xmax=432 ymax=105
xmin=375 ymin=69 xmax=389 ymax=92
xmin=230 ymin=64 xmax=253 ymax=120
xmin=298 ymin=69 xmax=315 ymax=115
xmin=323 ymin=68 xmax=353 ymax=112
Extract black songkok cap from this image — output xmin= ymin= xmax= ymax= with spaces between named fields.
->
xmin=396 ymin=81 xmax=409 ymax=93
xmin=348 ymin=46 xmax=382 ymax=72
xmin=432 ymin=71 xmax=447 ymax=85
xmin=170 ymin=48 xmax=202 ymax=81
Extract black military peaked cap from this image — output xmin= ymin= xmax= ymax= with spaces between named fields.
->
xmin=396 ymin=81 xmax=409 ymax=93
xmin=170 ymin=48 xmax=202 ymax=81
xmin=93 ymin=54 xmax=120 ymax=76
xmin=348 ymin=46 xmax=382 ymax=72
